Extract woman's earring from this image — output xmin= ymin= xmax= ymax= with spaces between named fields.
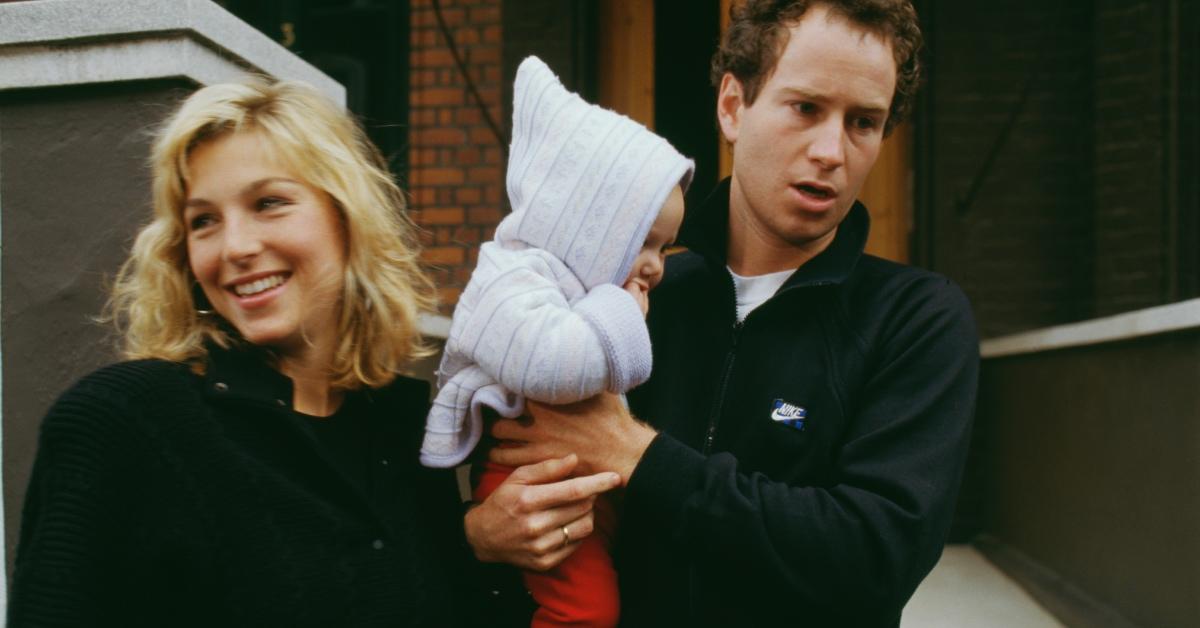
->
xmin=192 ymin=282 xmax=215 ymax=316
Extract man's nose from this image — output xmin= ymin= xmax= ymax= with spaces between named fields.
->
xmin=808 ymin=118 xmax=846 ymax=170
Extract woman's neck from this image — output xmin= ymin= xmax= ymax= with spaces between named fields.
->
xmin=278 ymin=349 xmax=343 ymax=417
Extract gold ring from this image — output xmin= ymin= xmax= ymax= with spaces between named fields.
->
xmin=560 ymin=524 xmax=572 ymax=549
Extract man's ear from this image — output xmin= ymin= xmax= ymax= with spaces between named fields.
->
xmin=716 ymin=73 xmax=744 ymax=145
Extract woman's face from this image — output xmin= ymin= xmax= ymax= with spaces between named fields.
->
xmin=183 ymin=130 xmax=347 ymax=366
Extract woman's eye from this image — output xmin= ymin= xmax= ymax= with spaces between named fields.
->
xmin=256 ymin=196 xmax=287 ymax=210
xmin=188 ymin=214 xmax=215 ymax=231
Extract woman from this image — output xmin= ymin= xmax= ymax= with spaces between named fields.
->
xmin=9 ymin=78 xmax=482 ymax=627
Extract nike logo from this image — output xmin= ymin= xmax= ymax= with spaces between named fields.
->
xmin=771 ymin=399 xmax=807 ymax=430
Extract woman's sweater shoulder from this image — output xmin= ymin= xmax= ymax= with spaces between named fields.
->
xmin=40 ymin=359 xmax=197 ymax=439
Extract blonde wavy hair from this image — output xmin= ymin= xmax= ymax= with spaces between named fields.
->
xmin=107 ymin=76 xmax=437 ymax=389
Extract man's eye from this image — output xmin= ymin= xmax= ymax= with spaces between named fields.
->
xmin=791 ymin=102 xmax=816 ymax=115
xmin=852 ymin=116 xmax=880 ymax=131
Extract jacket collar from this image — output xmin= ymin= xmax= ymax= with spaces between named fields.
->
xmin=202 ymin=341 xmax=294 ymax=408
xmin=679 ymin=177 xmax=870 ymax=288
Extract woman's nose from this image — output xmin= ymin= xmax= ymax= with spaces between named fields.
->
xmin=221 ymin=214 xmax=263 ymax=263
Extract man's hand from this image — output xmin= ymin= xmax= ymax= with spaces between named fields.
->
xmin=489 ymin=393 xmax=658 ymax=483
xmin=464 ymin=454 xmax=621 ymax=571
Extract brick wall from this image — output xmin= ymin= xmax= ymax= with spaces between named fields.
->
xmin=1093 ymin=0 xmax=1169 ymax=317
xmin=924 ymin=0 xmax=1199 ymax=337
xmin=925 ymin=0 xmax=1096 ymax=338
xmin=408 ymin=0 xmax=504 ymax=313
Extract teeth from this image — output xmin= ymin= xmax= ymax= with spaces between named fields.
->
xmin=233 ymin=274 xmax=285 ymax=297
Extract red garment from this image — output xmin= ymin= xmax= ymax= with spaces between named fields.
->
xmin=476 ymin=462 xmax=619 ymax=628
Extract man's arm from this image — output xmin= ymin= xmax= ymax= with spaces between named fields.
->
xmin=488 ymin=280 xmax=979 ymax=615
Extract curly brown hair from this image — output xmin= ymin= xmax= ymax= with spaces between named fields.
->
xmin=711 ymin=0 xmax=923 ymax=135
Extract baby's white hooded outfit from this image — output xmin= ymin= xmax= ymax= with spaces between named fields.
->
xmin=420 ymin=56 xmax=693 ymax=467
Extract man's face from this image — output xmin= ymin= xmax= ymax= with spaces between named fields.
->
xmin=718 ymin=4 xmax=896 ymax=271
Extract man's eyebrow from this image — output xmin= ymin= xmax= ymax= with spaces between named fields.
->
xmin=184 ymin=177 xmax=300 ymax=209
xmin=779 ymin=87 xmax=889 ymax=115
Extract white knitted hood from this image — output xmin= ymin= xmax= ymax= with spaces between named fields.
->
xmin=498 ymin=56 xmax=695 ymax=290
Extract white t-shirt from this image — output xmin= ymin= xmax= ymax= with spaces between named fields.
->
xmin=728 ymin=267 xmax=796 ymax=322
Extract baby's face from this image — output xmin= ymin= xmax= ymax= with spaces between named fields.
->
xmin=626 ymin=185 xmax=685 ymax=296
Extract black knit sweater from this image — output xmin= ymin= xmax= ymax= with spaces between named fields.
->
xmin=9 ymin=345 xmax=482 ymax=627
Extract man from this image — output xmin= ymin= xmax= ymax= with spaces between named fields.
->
xmin=467 ymin=1 xmax=978 ymax=625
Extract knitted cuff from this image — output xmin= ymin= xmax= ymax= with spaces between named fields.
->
xmin=574 ymin=283 xmax=653 ymax=393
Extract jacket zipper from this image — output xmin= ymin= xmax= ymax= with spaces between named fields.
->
xmin=702 ymin=320 xmax=742 ymax=454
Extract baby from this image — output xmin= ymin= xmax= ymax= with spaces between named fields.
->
xmin=421 ymin=56 xmax=693 ymax=627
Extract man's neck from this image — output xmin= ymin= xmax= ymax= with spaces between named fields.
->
xmin=725 ymin=186 xmax=837 ymax=276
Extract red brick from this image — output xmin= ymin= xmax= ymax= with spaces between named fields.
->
xmin=411 ymin=68 xmax=438 ymax=85
xmin=436 ymin=188 xmax=456 ymax=204
xmin=482 ymin=24 xmax=501 ymax=43
xmin=439 ymin=109 xmax=454 ymax=125
xmin=455 ymin=146 xmax=482 ymax=165
xmin=468 ymin=166 xmax=501 ymax=184
xmin=469 ymin=6 xmax=500 ymax=23
xmin=467 ymin=206 xmax=503 ymax=224
xmin=455 ymin=107 xmax=482 ymax=125
xmin=411 ymin=167 xmax=466 ymax=186
xmin=435 ymin=228 xmax=452 ymax=245
xmin=409 ymin=148 xmax=439 ymax=167
xmin=411 ymin=29 xmax=440 ymax=48
xmin=409 ymin=109 xmax=437 ymax=126
xmin=419 ymin=207 xmax=465 ymax=225
xmin=485 ymin=186 xmax=502 ymax=204
xmin=412 ymin=87 xmax=464 ymax=107
xmin=412 ymin=7 xmax=463 ymax=27
xmin=469 ymin=127 xmax=497 ymax=144
xmin=453 ymin=266 xmax=476 ymax=283
xmin=411 ymin=128 xmax=465 ymax=146
xmin=453 ymin=226 xmax=482 ymax=244
xmin=423 ymin=246 xmax=464 ymax=265
xmin=478 ymin=85 xmax=500 ymax=103
xmin=469 ymin=48 xmax=501 ymax=65
xmin=454 ymin=187 xmax=482 ymax=203
xmin=483 ymin=147 xmax=502 ymax=164
xmin=411 ymin=48 xmax=456 ymax=68
xmin=409 ymin=187 xmax=437 ymax=206
xmin=452 ymin=28 xmax=480 ymax=45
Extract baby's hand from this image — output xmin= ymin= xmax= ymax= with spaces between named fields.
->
xmin=623 ymin=278 xmax=649 ymax=317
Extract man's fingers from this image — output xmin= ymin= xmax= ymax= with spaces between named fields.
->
xmin=527 ymin=539 xmax=582 ymax=572
xmin=521 ymin=471 xmax=621 ymax=511
xmin=506 ymin=454 xmax=578 ymax=485
xmin=530 ymin=511 xmax=596 ymax=555
xmin=489 ymin=442 xmax=551 ymax=468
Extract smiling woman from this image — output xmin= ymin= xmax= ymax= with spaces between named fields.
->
xmin=6 ymin=78 xmax=488 ymax=627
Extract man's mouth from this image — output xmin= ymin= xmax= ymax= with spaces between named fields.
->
xmin=231 ymin=273 xmax=288 ymax=297
xmin=794 ymin=183 xmax=835 ymax=199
